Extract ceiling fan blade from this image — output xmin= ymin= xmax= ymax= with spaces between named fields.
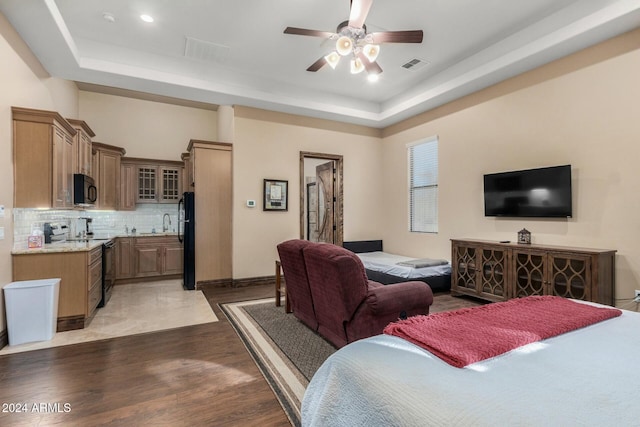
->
xmin=357 ymin=52 xmax=383 ymax=74
xmin=284 ymin=27 xmax=335 ymax=38
xmin=306 ymin=57 xmax=327 ymax=72
xmin=370 ymin=30 xmax=424 ymax=43
xmin=348 ymin=0 xmax=373 ymax=29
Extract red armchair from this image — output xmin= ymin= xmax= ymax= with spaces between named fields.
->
xmin=281 ymin=240 xmax=432 ymax=348
xmin=276 ymin=239 xmax=318 ymax=330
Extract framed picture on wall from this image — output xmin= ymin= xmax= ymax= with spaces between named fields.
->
xmin=264 ymin=179 xmax=288 ymax=211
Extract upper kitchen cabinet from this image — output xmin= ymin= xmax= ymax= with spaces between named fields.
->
xmin=119 ymin=158 xmax=137 ymax=211
xmin=181 ymin=151 xmax=194 ymax=190
xmin=13 ymin=107 xmax=77 ymax=209
xmin=121 ymin=158 xmax=183 ymax=204
xmin=67 ymin=118 xmax=96 ymax=177
xmin=92 ymin=142 xmax=126 ymax=210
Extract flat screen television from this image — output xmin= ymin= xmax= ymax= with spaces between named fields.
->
xmin=484 ymin=165 xmax=572 ymax=218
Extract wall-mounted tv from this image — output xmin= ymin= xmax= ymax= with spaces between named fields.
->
xmin=484 ymin=165 xmax=572 ymax=218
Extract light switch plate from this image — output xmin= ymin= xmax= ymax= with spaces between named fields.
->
xmin=0 ymin=227 xmax=4 ymax=240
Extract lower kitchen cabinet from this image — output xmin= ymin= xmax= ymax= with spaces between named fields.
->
xmin=116 ymin=237 xmax=135 ymax=279
xmin=123 ymin=236 xmax=183 ymax=279
xmin=12 ymin=245 xmax=103 ymax=331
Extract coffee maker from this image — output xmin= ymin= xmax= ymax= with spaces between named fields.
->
xmin=78 ymin=217 xmax=94 ymax=238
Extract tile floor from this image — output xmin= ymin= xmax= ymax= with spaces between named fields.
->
xmin=1 ymin=279 xmax=218 ymax=355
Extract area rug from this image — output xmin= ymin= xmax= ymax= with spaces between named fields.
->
xmin=220 ymin=298 xmax=336 ymax=427
xmin=1 ymin=280 xmax=218 ymax=355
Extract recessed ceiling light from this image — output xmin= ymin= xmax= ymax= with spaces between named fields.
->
xmin=140 ymin=14 xmax=154 ymax=23
xmin=102 ymin=12 xmax=115 ymax=23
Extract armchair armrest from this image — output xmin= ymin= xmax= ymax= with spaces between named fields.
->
xmin=365 ymin=281 xmax=433 ymax=316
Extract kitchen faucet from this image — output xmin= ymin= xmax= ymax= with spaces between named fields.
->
xmin=162 ymin=213 xmax=171 ymax=232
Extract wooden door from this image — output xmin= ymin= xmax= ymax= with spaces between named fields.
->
xmin=116 ymin=238 xmax=134 ymax=279
xmin=163 ymin=244 xmax=184 ymax=275
xmin=451 ymin=242 xmax=478 ymax=295
xmin=63 ymin=132 xmax=74 ymax=207
xmin=98 ymin=150 xmax=120 ymax=209
xmin=159 ymin=166 xmax=182 ymax=203
xmin=135 ymin=244 xmax=163 ymax=277
xmin=315 ymin=161 xmax=335 ymax=244
xmin=79 ymin=131 xmax=92 ymax=176
xmin=478 ymin=246 xmax=509 ymax=301
xmin=512 ymin=248 xmax=548 ymax=298
xmin=547 ymin=252 xmax=592 ymax=301
xmin=52 ymin=125 xmax=66 ymax=208
xmin=119 ymin=163 xmax=137 ymax=211
xmin=137 ymin=165 xmax=158 ymax=203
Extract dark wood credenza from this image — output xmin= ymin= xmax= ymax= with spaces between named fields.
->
xmin=451 ymin=239 xmax=616 ymax=306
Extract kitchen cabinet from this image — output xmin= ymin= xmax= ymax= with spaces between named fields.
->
xmin=116 ymin=237 xmax=135 ymax=279
xmin=87 ymin=245 xmax=103 ymax=319
xmin=187 ymin=140 xmax=232 ymax=285
xmin=137 ymin=163 xmax=183 ymax=204
xmin=181 ymin=151 xmax=194 ymax=190
xmin=119 ymin=160 xmax=137 ymax=211
xmin=12 ymin=107 xmax=77 ymax=209
xmin=92 ymin=142 xmax=126 ymax=210
xmin=12 ymin=244 xmax=103 ymax=331
xmin=451 ymin=239 xmax=616 ymax=305
xmin=120 ymin=158 xmax=183 ymax=205
xmin=67 ymin=118 xmax=95 ymax=177
xmin=133 ymin=236 xmax=183 ymax=278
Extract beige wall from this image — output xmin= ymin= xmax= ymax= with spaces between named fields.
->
xmin=381 ymin=29 xmax=640 ymax=307
xmin=232 ymin=108 xmax=384 ymax=278
xmin=78 ymin=92 xmax=217 ymax=160
xmin=0 ymin=13 xmax=79 ymax=331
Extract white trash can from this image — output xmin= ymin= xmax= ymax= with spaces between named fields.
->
xmin=4 ymin=278 xmax=60 ymax=346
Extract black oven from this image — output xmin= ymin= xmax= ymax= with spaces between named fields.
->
xmin=99 ymin=240 xmax=115 ymax=307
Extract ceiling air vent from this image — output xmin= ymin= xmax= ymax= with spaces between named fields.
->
xmin=184 ymin=37 xmax=230 ymax=63
xmin=401 ymin=58 xmax=429 ymax=71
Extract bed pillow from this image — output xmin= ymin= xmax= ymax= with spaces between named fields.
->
xmin=396 ymin=258 xmax=448 ymax=268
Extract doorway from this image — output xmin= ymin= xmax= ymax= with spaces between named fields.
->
xmin=300 ymin=152 xmax=343 ymax=245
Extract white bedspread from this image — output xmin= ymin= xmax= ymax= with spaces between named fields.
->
xmin=357 ymin=251 xmax=451 ymax=279
xmin=302 ymin=305 xmax=640 ymax=426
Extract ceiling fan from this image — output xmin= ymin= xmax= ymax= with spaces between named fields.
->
xmin=284 ymin=0 xmax=423 ymax=78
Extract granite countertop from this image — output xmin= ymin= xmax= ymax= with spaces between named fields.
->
xmin=12 ymin=239 xmax=107 ymax=255
xmin=12 ymin=232 xmax=180 ymax=255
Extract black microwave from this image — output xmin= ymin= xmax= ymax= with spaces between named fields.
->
xmin=73 ymin=174 xmax=97 ymax=206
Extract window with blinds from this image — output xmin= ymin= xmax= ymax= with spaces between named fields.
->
xmin=408 ymin=137 xmax=438 ymax=233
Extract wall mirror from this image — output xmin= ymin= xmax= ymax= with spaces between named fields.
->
xmin=299 ymin=152 xmax=343 ymax=245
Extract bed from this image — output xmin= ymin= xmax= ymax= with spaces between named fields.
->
xmin=343 ymin=240 xmax=451 ymax=292
xmin=301 ymin=297 xmax=639 ymax=426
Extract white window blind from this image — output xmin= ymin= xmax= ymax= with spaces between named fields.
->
xmin=409 ymin=137 xmax=438 ymax=233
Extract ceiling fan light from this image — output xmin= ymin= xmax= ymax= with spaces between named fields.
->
xmin=363 ymin=44 xmax=380 ymax=62
xmin=367 ymin=73 xmax=379 ymax=82
xmin=336 ymin=36 xmax=354 ymax=56
xmin=350 ymin=58 xmax=365 ymax=74
xmin=324 ymin=52 xmax=340 ymax=69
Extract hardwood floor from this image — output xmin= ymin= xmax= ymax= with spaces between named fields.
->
xmin=0 ymin=283 xmax=481 ymax=426
xmin=0 ymin=284 xmax=289 ymax=427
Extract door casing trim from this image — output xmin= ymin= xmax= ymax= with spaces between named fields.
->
xmin=299 ymin=151 xmax=344 ymax=245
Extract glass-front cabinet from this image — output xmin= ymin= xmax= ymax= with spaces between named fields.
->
xmin=451 ymin=239 xmax=615 ymax=306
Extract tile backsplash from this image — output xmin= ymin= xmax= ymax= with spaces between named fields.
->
xmin=13 ymin=205 xmax=179 ymax=248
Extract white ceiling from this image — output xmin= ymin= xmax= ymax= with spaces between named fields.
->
xmin=2 ymin=0 xmax=639 ymax=128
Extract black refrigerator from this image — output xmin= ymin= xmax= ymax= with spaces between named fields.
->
xmin=178 ymin=192 xmax=196 ymax=290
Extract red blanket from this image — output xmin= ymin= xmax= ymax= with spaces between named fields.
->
xmin=383 ymin=296 xmax=621 ymax=368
